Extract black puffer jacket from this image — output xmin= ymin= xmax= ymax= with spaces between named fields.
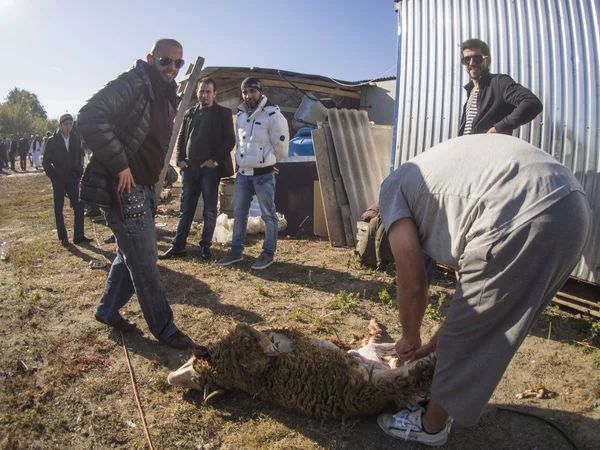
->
xmin=77 ymin=60 xmax=179 ymax=176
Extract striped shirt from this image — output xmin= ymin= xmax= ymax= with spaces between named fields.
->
xmin=463 ymin=87 xmax=479 ymax=135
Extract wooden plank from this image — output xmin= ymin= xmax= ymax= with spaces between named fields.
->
xmin=552 ymin=298 xmax=600 ymax=318
xmin=555 ymin=292 xmax=600 ymax=310
xmin=155 ymin=56 xmax=205 ymax=198
xmin=340 ymin=205 xmax=355 ymax=247
xmin=312 ymin=128 xmax=346 ymax=247
xmin=261 ymin=79 xmax=361 ymax=99
xmin=313 ymin=181 xmax=328 ymax=237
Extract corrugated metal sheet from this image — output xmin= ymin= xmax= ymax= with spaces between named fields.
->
xmin=328 ymin=109 xmax=393 ymax=237
xmin=392 ymin=0 xmax=600 ymax=285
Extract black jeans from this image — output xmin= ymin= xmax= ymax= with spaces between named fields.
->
xmin=51 ymin=178 xmax=85 ymax=241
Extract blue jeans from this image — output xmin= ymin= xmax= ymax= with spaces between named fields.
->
xmin=172 ymin=166 xmax=219 ymax=250
xmin=52 ymin=178 xmax=85 ymax=241
xmin=231 ymin=172 xmax=278 ymax=257
xmin=95 ymin=186 xmax=178 ymax=341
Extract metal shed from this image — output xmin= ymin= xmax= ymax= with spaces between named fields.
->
xmin=391 ymin=0 xmax=600 ymax=285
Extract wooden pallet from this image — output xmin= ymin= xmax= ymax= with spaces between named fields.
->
xmin=553 ymin=291 xmax=600 ymax=318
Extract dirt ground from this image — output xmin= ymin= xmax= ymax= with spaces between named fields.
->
xmin=1 ymin=171 xmax=599 ymax=450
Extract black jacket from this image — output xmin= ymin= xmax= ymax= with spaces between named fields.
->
xmin=10 ymin=140 xmax=17 ymax=154
xmin=176 ymin=102 xmax=236 ymax=178
xmin=458 ymin=73 xmax=543 ymax=136
xmin=42 ymin=130 xmax=85 ymax=181
xmin=18 ymin=138 xmax=29 ymax=154
xmin=77 ymin=60 xmax=180 ymax=177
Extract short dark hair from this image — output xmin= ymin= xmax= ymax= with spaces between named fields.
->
xmin=197 ymin=77 xmax=217 ymax=92
xmin=151 ymin=38 xmax=182 ymax=56
xmin=461 ymin=38 xmax=490 ymax=56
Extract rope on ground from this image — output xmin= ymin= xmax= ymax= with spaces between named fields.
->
xmin=121 ymin=331 xmax=155 ymax=450
xmin=497 ymin=406 xmax=580 ymax=450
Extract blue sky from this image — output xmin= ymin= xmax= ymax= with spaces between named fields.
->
xmin=0 ymin=0 xmax=399 ymax=119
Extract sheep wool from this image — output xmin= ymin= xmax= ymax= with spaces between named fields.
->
xmin=170 ymin=323 xmax=435 ymax=420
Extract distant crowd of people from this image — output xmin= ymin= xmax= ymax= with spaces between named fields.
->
xmin=0 ymin=131 xmax=52 ymax=172
xmin=3 ymin=36 xmax=592 ymax=447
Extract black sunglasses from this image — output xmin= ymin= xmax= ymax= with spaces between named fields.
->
xmin=153 ymin=56 xmax=185 ymax=69
xmin=461 ymin=54 xmax=489 ymax=65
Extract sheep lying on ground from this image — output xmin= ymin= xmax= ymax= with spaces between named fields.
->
xmin=168 ymin=321 xmax=434 ymax=420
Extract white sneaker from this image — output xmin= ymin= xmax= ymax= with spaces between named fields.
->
xmin=377 ymin=405 xmax=452 ymax=447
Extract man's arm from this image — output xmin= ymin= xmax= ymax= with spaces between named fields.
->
xmin=492 ymin=74 xmax=543 ymax=133
xmin=41 ymin=139 xmax=57 ymax=179
xmin=77 ymin=73 xmax=142 ymax=176
xmin=387 ymin=217 xmax=429 ymax=362
xmin=175 ymin=109 xmax=192 ymax=168
xmin=269 ymin=110 xmax=289 ymax=162
xmin=212 ymin=107 xmax=236 ymax=164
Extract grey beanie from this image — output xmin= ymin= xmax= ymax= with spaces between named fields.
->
xmin=241 ymin=77 xmax=263 ymax=92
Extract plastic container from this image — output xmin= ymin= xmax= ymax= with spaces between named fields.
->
xmin=288 ymin=128 xmax=315 ymax=157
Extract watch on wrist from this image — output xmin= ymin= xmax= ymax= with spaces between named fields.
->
xmin=213 ymin=160 xmax=219 ymax=167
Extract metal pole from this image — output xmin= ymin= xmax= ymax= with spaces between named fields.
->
xmin=390 ymin=0 xmax=403 ymax=174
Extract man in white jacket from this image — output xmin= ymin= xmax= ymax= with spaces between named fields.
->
xmin=217 ymin=77 xmax=289 ymax=270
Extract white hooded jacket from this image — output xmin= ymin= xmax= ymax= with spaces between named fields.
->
xmin=235 ymin=95 xmax=289 ymax=175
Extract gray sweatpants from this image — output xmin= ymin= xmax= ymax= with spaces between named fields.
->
xmin=432 ymin=191 xmax=591 ymax=426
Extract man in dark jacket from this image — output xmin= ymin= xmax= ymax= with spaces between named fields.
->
xmin=0 ymin=137 xmax=7 ymax=169
xmin=160 ymin=77 xmax=235 ymax=260
xmin=458 ymin=38 xmax=543 ymax=136
xmin=42 ymin=114 xmax=91 ymax=246
xmin=9 ymin=135 xmax=17 ymax=171
xmin=18 ymin=135 xmax=29 ymax=171
xmin=77 ymin=38 xmax=192 ymax=349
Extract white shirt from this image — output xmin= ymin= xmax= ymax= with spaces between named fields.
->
xmin=62 ymin=134 xmax=70 ymax=153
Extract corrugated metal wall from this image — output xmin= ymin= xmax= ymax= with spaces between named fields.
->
xmin=392 ymin=0 xmax=600 ymax=285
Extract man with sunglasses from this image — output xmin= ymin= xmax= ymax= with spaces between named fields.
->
xmin=458 ymin=38 xmax=542 ymax=136
xmin=78 ymin=38 xmax=193 ymax=350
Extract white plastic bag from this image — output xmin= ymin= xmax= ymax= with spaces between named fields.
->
xmin=247 ymin=216 xmax=263 ymax=235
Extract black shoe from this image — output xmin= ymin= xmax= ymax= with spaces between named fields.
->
xmin=94 ymin=314 xmax=137 ymax=332
xmin=162 ymin=330 xmax=193 ymax=349
xmin=74 ymin=236 xmax=93 ymax=244
xmin=159 ymin=247 xmax=187 ymax=260
xmin=200 ymin=246 xmax=212 ymax=260
xmin=61 ymin=238 xmax=70 ymax=247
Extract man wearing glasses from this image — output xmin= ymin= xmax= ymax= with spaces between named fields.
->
xmin=78 ymin=39 xmax=193 ymax=349
xmin=458 ymin=38 xmax=542 ymax=136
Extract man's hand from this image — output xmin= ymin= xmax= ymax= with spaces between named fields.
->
xmin=411 ymin=328 xmax=440 ymax=361
xmin=200 ymin=160 xmax=217 ymax=169
xmin=395 ymin=336 xmax=422 ymax=363
xmin=486 ymin=127 xmax=498 ymax=133
xmin=116 ymin=168 xmax=135 ymax=193
xmin=273 ymin=166 xmax=279 ymax=175
xmin=177 ymin=160 xmax=188 ymax=169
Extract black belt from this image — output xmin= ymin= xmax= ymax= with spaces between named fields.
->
xmin=241 ymin=166 xmax=274 ymax=176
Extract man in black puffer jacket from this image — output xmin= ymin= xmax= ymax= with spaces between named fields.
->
xmin=77 ymin=38 xmax=192 ymax=349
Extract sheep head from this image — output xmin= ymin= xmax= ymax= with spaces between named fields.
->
xmin=167 ymin=324 xmax=282 ymax=398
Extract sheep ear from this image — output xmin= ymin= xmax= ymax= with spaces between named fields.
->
xmin=236 ymin=323 xmax=280 ymax=357
xmin=251 ymin=328 xmax=280 ymax=357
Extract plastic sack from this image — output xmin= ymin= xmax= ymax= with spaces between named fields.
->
xmin=213 ymin=226 xmax=233 ymax=244
xmin=216 ymin=213 xmax=230 ymax=229
xmin=247 ymin=216 xmax=262 ymax=235
xmin=277 ymin=213 xmax=287 ymax=232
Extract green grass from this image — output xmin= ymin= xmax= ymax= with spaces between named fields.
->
xmin=425 ymin=292 xmax=446 ymax=321
xmin=329 ymin=290 xmax=359 ymax=313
